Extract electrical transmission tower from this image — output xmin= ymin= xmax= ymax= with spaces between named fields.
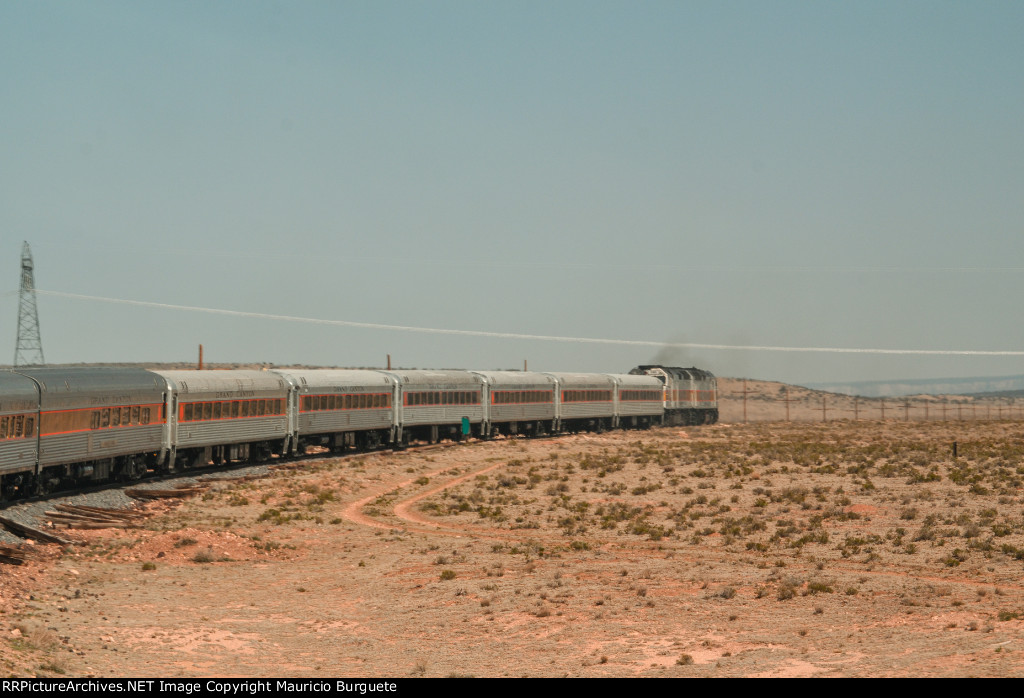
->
xmin=14 ymin=241 xmax=44 ymax=366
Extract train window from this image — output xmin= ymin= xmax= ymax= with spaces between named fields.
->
xmin=229 ymin=402 xmax=238 ymax=418
xmin=276 ymin=399 xmax=283 ymax=414
xmin=213 ymin=403 xmax=222 ymax=419
xmin=111 ymin=409 xmax=121 ymax=427
xmin=258 ymin=400 xmax=266 ymax=416
xmin=14 ymin=415 xmax=24 ymax=437
xmin=0 ymin=417 xmax=7 ymax=438
xmin=100 ymin=409 xmax=110 ymax=428
xmin=141 ymin=407 xmax=151 ymax=424
xmin=183 ymin=404 xmax=193 ymax=421
xmin=24 ymin=418 xmax=34 ymax=438
xmin=129 ymin=406 xmax=139 ymax=424
xmin=241 ymin=401 xmax=249 ymax=417
xmin=204 ymin=403 xmax=213 ymax=420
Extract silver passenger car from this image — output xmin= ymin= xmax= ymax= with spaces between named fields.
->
xmin=607 ymin=373 xmax=664 ymax=428
xmin=383 ymin=370 xmax=485 ymax=443
xmin=544 ymin=372 xmax=617 ymax=432
xmin=271 ymin=369 xmax=397 ymax=452
xmin=472 ymin=371 xmax=557 ymax=437
xmin=0 ymin=371 xmax=40 ymax=495
xmin=153 ymin=370 xmax=290 ymax=467
xmin=15 ymin=367 xmax=166 ymax=488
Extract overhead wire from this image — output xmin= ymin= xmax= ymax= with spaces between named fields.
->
xmin=35 ymin=289 xmax=1024 ymax=357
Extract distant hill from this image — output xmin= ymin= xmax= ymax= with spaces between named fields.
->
xmin=805 ymin=374 xmax=1024 ymax=398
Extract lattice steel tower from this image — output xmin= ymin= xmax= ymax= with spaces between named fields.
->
xmin=14 ymin=241 xmax=44 ymax=366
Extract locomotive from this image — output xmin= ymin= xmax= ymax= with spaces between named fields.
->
xmin=0 ymin=364 xmax=717 ymax=499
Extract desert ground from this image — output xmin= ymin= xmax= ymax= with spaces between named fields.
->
xmin=3 ymin=382 xmax=1024 ymax=677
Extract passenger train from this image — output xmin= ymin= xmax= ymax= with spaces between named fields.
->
xmin=0 ymin=364 xmax=716 ymax=499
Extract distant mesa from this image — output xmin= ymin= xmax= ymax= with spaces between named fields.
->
xmin=806 ymin=374 xmax=1024 ymax=398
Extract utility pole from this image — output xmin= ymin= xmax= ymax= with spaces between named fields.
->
xmin=14 ymin=242 xmax=44 ymax=366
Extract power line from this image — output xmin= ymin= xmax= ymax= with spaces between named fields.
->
xmin=35 ymin=289 xmax=1024 ymax=357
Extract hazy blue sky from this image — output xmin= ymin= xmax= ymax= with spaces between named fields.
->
xmin=2 ymin=1 xmax=1022 ymax=384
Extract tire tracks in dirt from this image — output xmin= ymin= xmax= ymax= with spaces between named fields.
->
xmin=341 ymin=441 xmax=1024 ymax=595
